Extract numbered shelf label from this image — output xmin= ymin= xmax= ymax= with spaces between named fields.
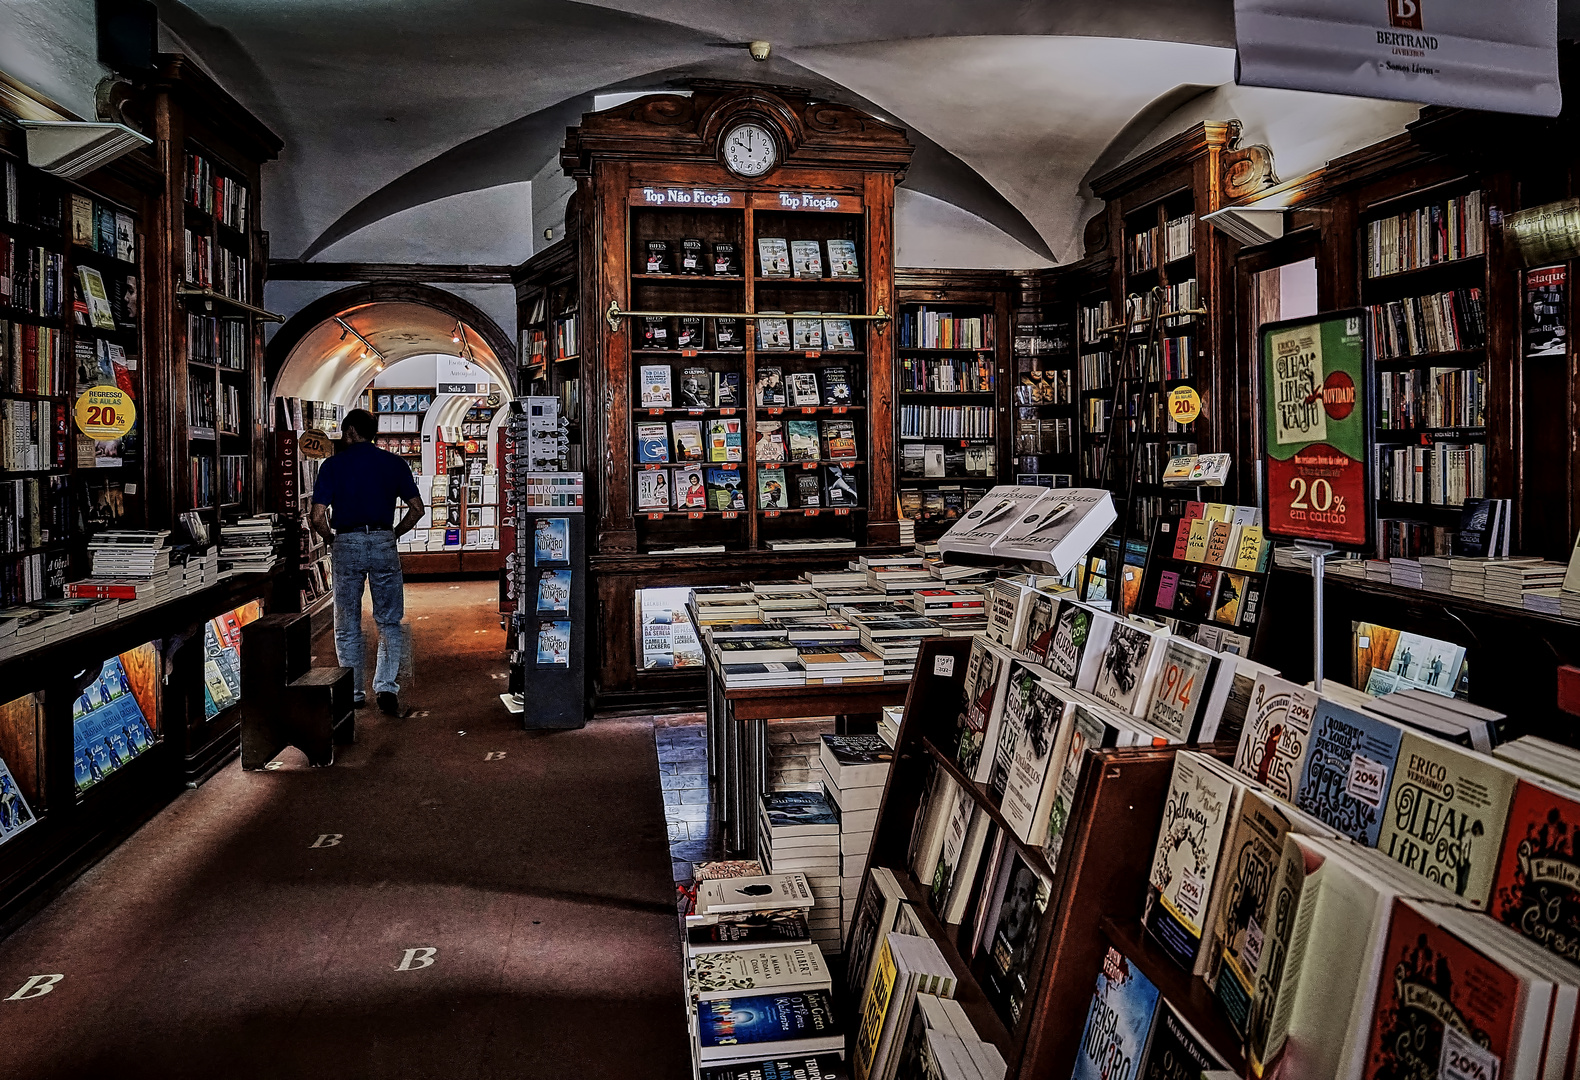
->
xmin=763 ymin=510 xmax=781 ymax=518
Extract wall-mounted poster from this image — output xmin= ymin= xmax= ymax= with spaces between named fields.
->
xmin=72 ymin=650 xmax=159 ymax=793
xmin=1260 ymin=311 xmax=1373 ymax=550
xmin=1524 ymin=264 xmax=1567 ymax=357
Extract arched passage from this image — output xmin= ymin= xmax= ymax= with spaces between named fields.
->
xmin=266 ymin=282 xmax=517 ymax=407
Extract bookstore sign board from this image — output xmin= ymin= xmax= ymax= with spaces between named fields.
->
xmin=1234 ymin=0 xmax=1560 ymax=117
xmin=1260 ymin=311 xmax=1373 ymax=550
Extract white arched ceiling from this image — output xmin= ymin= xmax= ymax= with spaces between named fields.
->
xmin=274 ymin=302 xmax=506 ymax=408
xmin=142 ymin=0 xmax=1450 ymax=275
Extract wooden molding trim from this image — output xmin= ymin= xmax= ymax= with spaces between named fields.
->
xmin=149 ymin=54 xmax=283 ymax=160
xmin=1089 ymin=120 xmax=1239 ymax=200
xmin=0 ymin=68 xmax=76 ymax=123
xmin=1222 ymin=141 xmax=1278 ymax=201
xmin=269 ymin=261 xmax=515 ymax=284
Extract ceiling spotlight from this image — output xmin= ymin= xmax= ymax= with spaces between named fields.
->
xmin=749 ymin=41 xmax=771 ymax=61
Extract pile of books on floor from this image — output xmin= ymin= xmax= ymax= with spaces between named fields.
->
xmin=684 ymin=865 xmax=846 ymax=1079
xmin=815 ymin=734 xmax=893 ymax=942
xmin=218 ymin=515 xmax=283 ymax=574
xmin=758 ymin=790 xmax=843 ymax=952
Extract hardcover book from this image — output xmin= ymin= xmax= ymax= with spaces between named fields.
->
xmin=673 ymin=420 xmax=705 ymax=461
xmin=1293 ymin=699 xmax=1403 ymax=846
xmin=691 ymin=944 xmax=830 ymax=1001
xmin=715 ymin=317 xmax=745 ymax=350
xmin=820 ymin=419 xmax=857 ymax=459
xmin=636 ymin=469 xmax=671 ymax=510
xmin=697 ymin=990 xmax=842 ymax=1062
xmin=696 ymin=873 xmax=816 ymax=915
xmin=791 ymin=317 xmax=823 ymax=351
xmin=1232 ymin=674 xmax=1318 ymax=801
xmin=640 ymin=365 xmax=672 ymax=407
xmin=823 ymin=319 xmax=856 ymax=350
xmin=535 ymin=569 xmax=571 ymax=614
xmin=1072 ymin=947 xmax=1162 ymax=1080
xmin=999 ymin=666 xmax=1077 ymax=846
xmin=1090 ymin=621 xmax=1164 ymax=717
xmin=706 ymin=468 xmax=747 ymax=510
xmin=827 ymin=239 xmax=860 ymax=278
xmin=823 ymin=464 xmax=858 ymax=507
xmin=788 ymin=371 xmax=820 ymax=407
xmin=1145 ymin=751 xmax=1238 ymax=970
xmin=1145 ymin=638 xmax=1218 ymax=741
xmin=1492 ymin=775 xmax=1580 ymax=964
xmin=786 ymin=420 xmax=820 ymax=462
xmin=756 ymin=367 xmax=786 ymax=406
xmin=1046 ymin=601 xmax=1094 ymax=683
xmin=758 ymin=467 xmax=789 ymax=509
xmin=757 ymin=237 xmax=791 ymax=277
xmin=790 ymin=240 xmax=824 ymax=278
xmin=679 ymin=367 xmax=712 ymax=407
xmin=636 ymin=422 xmax=670 ymax=463
xmin=679 ymin=237 xmax=705 ymax=274
xmin=820 ymin=367 xmax=852 ymax=405
xmin=1378 ymin=730 xmax=1518 ymax=907
xmin=708 ymin=419 xmax=744 ymax=462
xmin=687 ymin=909 xmax=811 ymax=948
xmin=675 ymin=467 xmax=707 ymax=509
xmin=755 ymin=421 xmax=787 ymax=462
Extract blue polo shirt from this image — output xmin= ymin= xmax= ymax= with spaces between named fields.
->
xmin=311 ymin=441 xmax=420 ymax=530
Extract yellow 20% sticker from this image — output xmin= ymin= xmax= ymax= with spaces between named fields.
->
xmin=75 ymin=386 xmax=136 ymax=439
xmin=1168 ymin=385 xmax=1202 ymax=424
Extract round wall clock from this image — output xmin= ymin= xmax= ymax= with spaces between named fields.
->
xmin=721 ymin=122 xmax=778 ymax=177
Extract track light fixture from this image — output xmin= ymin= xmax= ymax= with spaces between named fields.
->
xmin=334 ymin=316 xmax=386 ymax=364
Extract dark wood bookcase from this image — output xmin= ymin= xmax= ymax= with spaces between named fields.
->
xmin=858 ymin=637 xmax=1242 ymax=1078
xmin=893 ymin=270 xmax=1012 ymax=538
xmin=557 ymin=83 xmax=915 ymax=703
xmin=514 ymin=236 xmax=582 ymax=442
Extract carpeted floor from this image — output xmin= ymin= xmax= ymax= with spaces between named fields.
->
xmin=0 ymin=580 xmax=691 ymax=1079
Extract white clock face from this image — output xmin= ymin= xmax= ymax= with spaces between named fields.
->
xmin=723 ymin=123 xmax=777 ymax=177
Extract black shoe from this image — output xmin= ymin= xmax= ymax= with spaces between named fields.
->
xmin=354 ymin=697 xmax=369 ymax=709
xmin=377 ymin=692 xmax=400 ymax=716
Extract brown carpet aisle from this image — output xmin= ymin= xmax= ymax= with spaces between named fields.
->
xmin=0 ymin=581 xmax=690 ymax=1080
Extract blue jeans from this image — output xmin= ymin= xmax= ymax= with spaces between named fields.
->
xmin=332 ymin=531 xmax=406 ymax=697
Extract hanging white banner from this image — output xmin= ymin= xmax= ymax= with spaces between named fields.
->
xmin=1235 ymin=0 xmax=1560 ymax=117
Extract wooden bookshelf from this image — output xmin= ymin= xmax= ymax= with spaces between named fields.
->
xmin=555 ymin=82 xmax=914 ymax=702
xmin=893 ymin=270 xmax=1013 ymax=537
xmin=858 ymin=636 xmax=1246 ymax=1078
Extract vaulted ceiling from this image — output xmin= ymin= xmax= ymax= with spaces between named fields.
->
xmin=136 ymin=0 xmax=1555 ymax=270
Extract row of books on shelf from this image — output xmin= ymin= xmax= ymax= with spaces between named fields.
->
xmin=185 ymin=151 xmax=249 ymax=231
xmin=1 ymin=398 xmax=65 ymax=472
xmin=643 ymin=236 xmax=860 ymax=279
xmin=900 ymin=405 xmax=993 ymax=440
xmin=1140 ymin=440 xmax=1202 ymax=485
xmin=67 ymin=194 xmax=136 ymax=262
xmin=638 ymin=463 xmax=859 ymax=512
xmin=1376 ymin=439 xmax=1486 ymax=506
xmin=1127 ymin=212 xmax=1195 ymax=273
xmin=1080 ymin=301 xmax=1114 ymax=343
xmin=1133 ymin=335 xmax=1195 ymax=381
xmin=0 ymin=240 xmax=65 ymax=317
xmin=1365 ymin=189 xmax=1485 ymax=278
xmin=901 ymin=354 xmax=993 ymax=394
xmin=1378 ymin=365 xmax=1484 ymax=429
xmin=190 ymin=453 xmax=247 ymax=508
xmin=1127 ymin=279 xmax=1199 ymax=320
xmin=71 ymin=265 xmax=135 ymax=333
xmin=1013 ymin=368 xmax=1073 ymax=405
xmin=0 ymin=160 xmax=62 ymax=231
xmin=900 ymin=486 xmax=990 ymax=525
xmin=643 ymin=365 xmax=860 ymax=409
xmin=1367 ymin=286 xmax=1486 ymax=358
xmin=181 ymin=228 xmax=249 ymax=300
xmin=376 ymin=411 xmax=421 ymax=433
xmin=1 ymin=320 xmax=65 ymax=396
xmin=898 ymin=309 xmax=993 ymax=351
xmin=759 ymin=419 xmax=860 ymax=463
xmin=1078 ymin=350 xmax=1114 ymax=391
xmin=273 ymin=396 xmax=345 ymax=436
xmin=554 ymin=314 xmax=577 ymax=357
xmin=639 ymin=418 xmax=859 ymax=464
xmin=186 ymin=314 xmax=248 ymax=368
xmin=0 ymin=474 xmax=68 ymax=555
xmin=187 ymin=378 xmax=243 ymax=435
xmin=1013 ymin=416 xmax=1076 ymax=456
xmin=372 ymin=391 xmax=436 ymax=413
xmin=902 ymin=443 xmax=996 ymax=479
xmin=373 ymin=435 xmax=420 ymax=457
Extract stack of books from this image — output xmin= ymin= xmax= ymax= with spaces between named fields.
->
xmin=799 ymin=648 xmax=884 ymax=685
xmin=815 ymin=734 xmax=893 ymax=940
xmin=1387 ymin=557 xmax=1423 ymax=589
xmin=218 ymin=515 xmax=282 ymax=574
xmin=759 ymin=790 xmax=842 ymax=952
xmin=88 ymin=530 xmax=172 ymax=578
xmin=1483 ymin=559 xmax=1566 ymax=606
xmin=852 ymin=932 xmax=959 ymax=1080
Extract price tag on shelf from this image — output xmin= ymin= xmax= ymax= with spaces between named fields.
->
xmin=763 ymin=510 xmax=781 ymax=518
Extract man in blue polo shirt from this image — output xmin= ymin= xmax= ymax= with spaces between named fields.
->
xmin=310 ymin=408 xmax=426 ymax=715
